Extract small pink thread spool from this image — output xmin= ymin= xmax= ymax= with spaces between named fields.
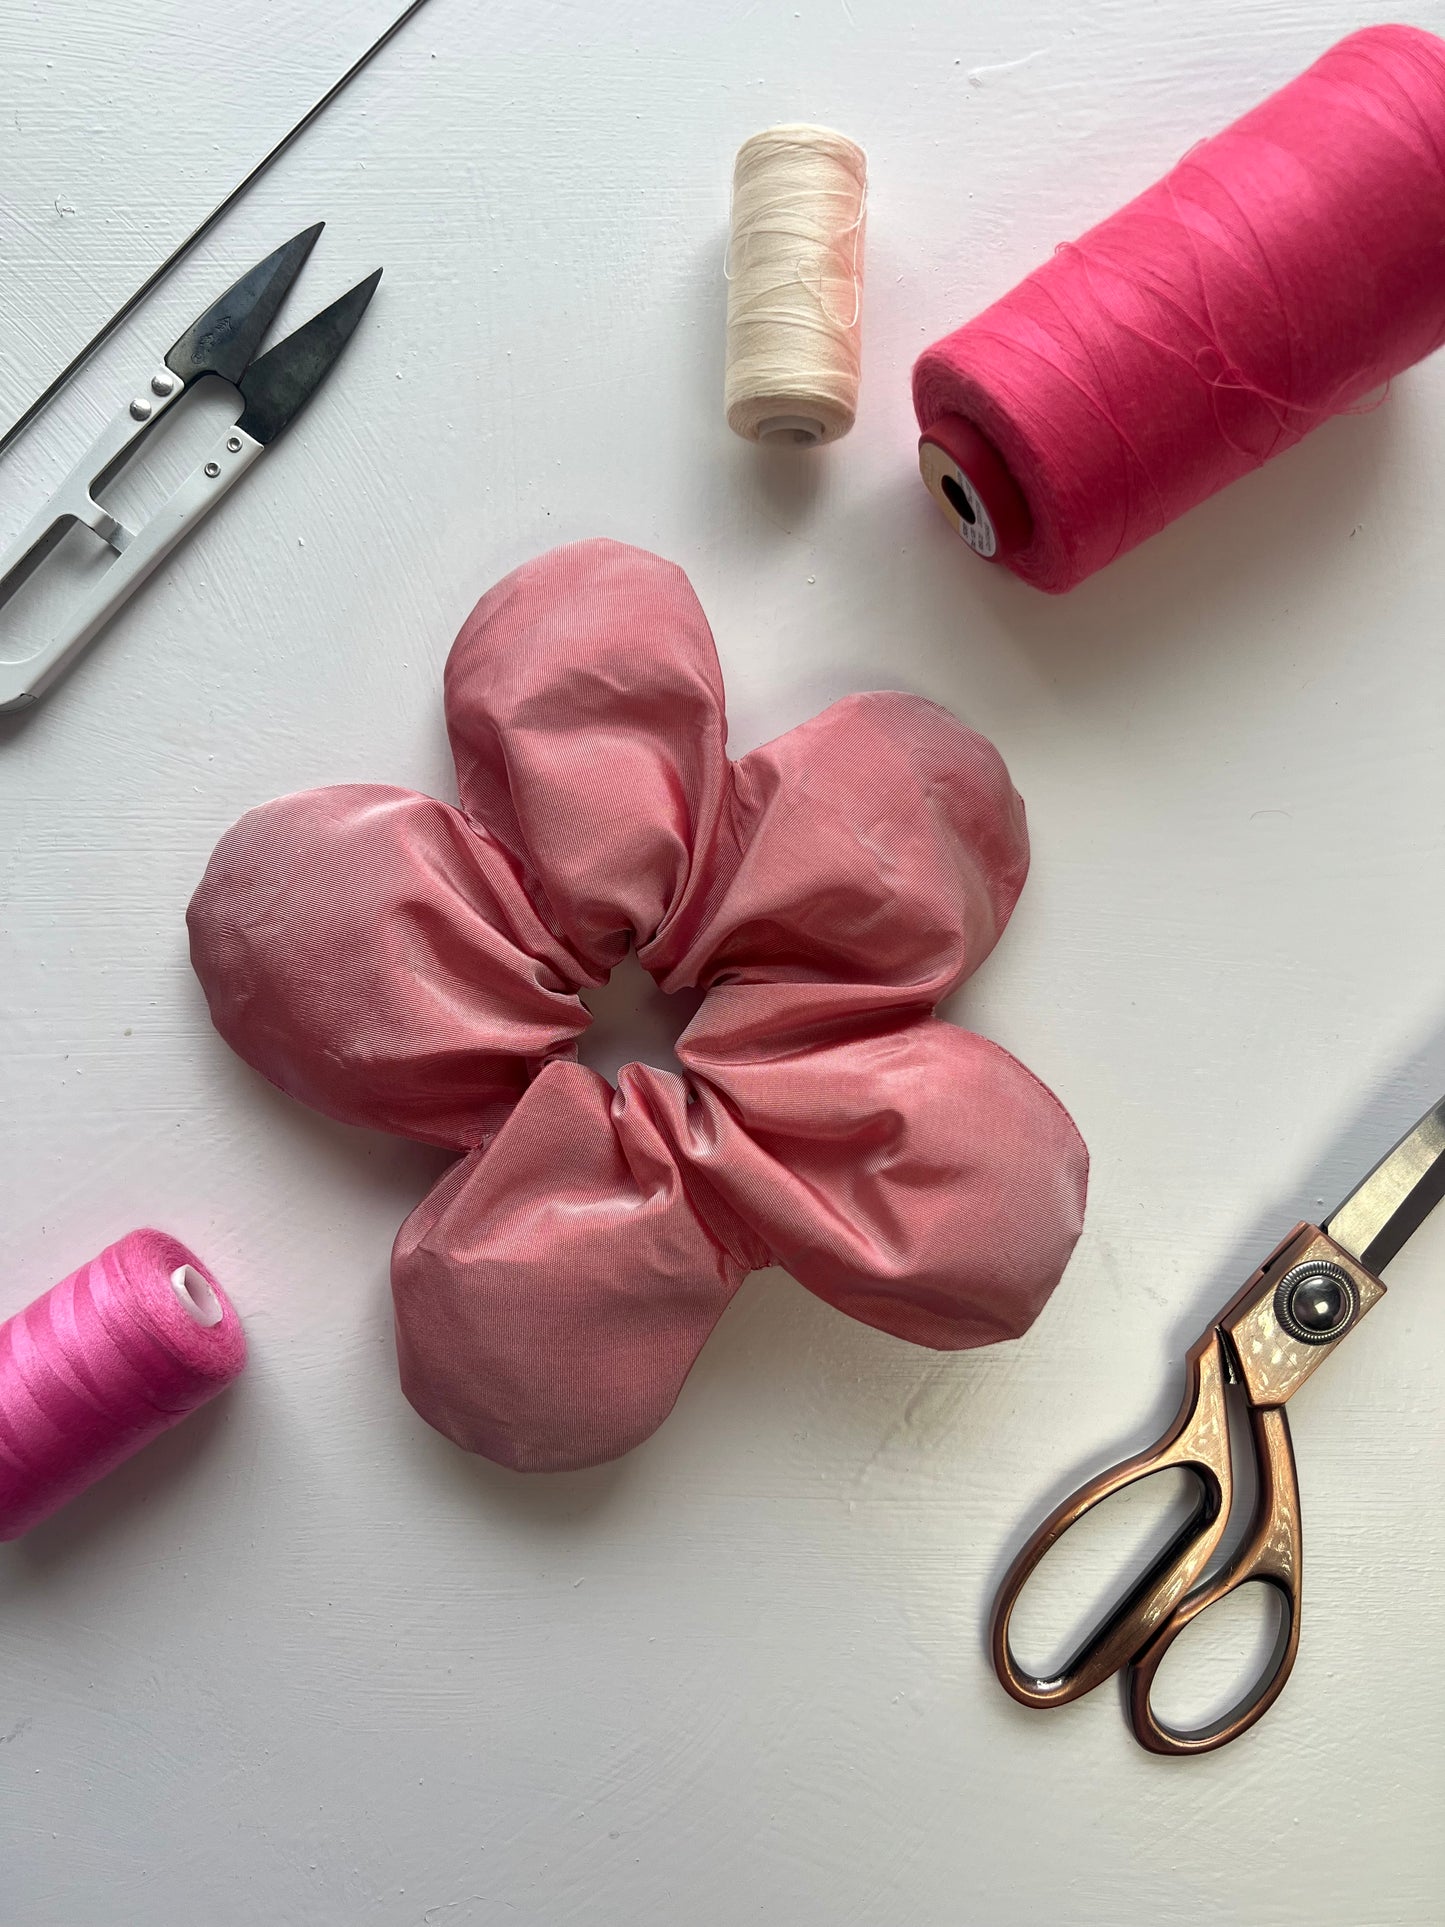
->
xmin=913 ymin=25 xmax=1445 ymax=591
xmin=0 ymin=1230 xmax=246 ymax=1539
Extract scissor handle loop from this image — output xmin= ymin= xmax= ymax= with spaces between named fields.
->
xmin=990 ymin=1328 xmax=1236 ymax=1710
xmin=1126 ymin=1402 xmax=1302 ymax=1755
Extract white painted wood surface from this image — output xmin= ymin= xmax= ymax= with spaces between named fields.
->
xmin=3 ymin=3 xmax=1443 ymax=1920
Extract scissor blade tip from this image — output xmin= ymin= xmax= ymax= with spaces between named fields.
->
xmin=325 ymin=268 xmax=382 ymax=317
xmin=342 ymin=266 xmax=384 ymax=308
xmin=271 ymin=224 xmax=324 ymax=272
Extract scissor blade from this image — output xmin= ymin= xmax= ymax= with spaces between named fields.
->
xmin=234 ymin=268 xmax=381 ymax=446
xmin=165 ymin=224 xmax=324 ymax=388
xmin=1323 ymin=1092 xmax=1445 ymax=1273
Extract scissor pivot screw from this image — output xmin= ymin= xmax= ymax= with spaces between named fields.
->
xmin=204 ymin=460 xmax=221 ymax=478
xmin=151 ymin=373 xmax=176 ymax=397
xmin=1275 ymin=1261 xmax=1357 ymax=1345
xmin=129 ymin=397 xmax=153 ymax=421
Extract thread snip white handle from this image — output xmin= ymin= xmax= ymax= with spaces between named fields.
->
xmin=724 ymin=124 xmax=867 ymax=447
xmin=0 ymin=426 xmax=263 ymax=712
xmin=0 ymin=367 xmax=185 ymax=588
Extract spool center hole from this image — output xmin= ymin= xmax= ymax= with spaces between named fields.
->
xmin=940 ymin=473 xmax=977 ymax=526
xmin=171 ymin=1263 xmax=223 ymax=1328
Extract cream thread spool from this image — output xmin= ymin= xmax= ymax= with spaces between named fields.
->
xmin=725 ymin=124 xmax=867 ymax=447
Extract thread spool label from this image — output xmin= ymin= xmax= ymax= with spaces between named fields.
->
xmin=919 ymin=441 xmax=998 ymax=557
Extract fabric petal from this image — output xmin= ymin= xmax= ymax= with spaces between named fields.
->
xmin=672 ymin=984 xmax=1088 ymax=1348
xmin=649 ymin=691 xmax=1029 ymax=1001
xmin=188 ymin=785 xmax=591 ymax=1149
xmin=445 ymin=539 xmax=731 ymax=974
xmin=391 ymin=1061 xmax=751 ymax=1470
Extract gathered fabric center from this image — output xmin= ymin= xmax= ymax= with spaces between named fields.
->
xmin=577 ymin=950 xmax=705 ymax=1087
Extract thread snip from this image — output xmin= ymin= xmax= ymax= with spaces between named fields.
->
xmin=726 ymin=123 xmax=867 ymax=446
xmin=913 ymin=25 xmax=1445 ymax=591
xmin=0 ymin=1230 xmax=246 ymax=1539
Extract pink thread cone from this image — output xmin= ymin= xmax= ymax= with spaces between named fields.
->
xmin=914 ymin=25 xmax=1445 ymax=590
xmin=0 ymin=1231 xmax=246 ymax=1539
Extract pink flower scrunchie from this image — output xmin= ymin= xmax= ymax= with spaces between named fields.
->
xmin=188 ymin=539 xmax=1088 ymax=1470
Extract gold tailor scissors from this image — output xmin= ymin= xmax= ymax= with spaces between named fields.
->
xmin=991 ymin=1092 xmax=1445 ymax=1756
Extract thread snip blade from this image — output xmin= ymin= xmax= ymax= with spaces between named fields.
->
xmin=165 ymin=224 xmax=324 ymax=389
xmin=235 ymin=269 xmax=383 ymax=446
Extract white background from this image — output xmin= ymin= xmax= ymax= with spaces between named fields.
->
xmin=3 ymin=2 xmax=1444 ymax=1921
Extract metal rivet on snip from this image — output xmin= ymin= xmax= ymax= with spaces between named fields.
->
xmin=204 ymin=460 xmax=221 ymax=478
xmin=129 ymin=398 xmax=153 ymax=422
xmin=150 ymin=373 xmax=176 ymax=397
xmin=226 ymin=436 xmax=242 ymax=452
